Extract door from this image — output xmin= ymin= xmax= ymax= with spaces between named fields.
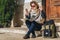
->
xmin=46 ymin=0 xmax=60 ymax=21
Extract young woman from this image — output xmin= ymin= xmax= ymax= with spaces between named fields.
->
xmin=23 ymin=1 xmax=46 ymax=39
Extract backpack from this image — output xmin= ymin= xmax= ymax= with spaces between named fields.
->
xmin=44 ymin=29 xmax=52 ymax=37
xmin=43 ymin=24 xmax=52 ymax=37
xmin=43 ymin=20 xmax=57 ymax=38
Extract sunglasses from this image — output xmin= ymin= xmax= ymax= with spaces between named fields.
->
xmin=31 ymin=5 xmax=35 ymax=7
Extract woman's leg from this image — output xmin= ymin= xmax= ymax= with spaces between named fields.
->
xmin=25 ymin=20 xmax=31 ymax=28
xmin=26 ymin=21 xmax=36 ymax=36
xmin=25 ymin=20 xmax=36 ymax=36
xmin=26 ymin=21 xmax=42 ymax=36
xmin=35 ymin=23 xmax=42 ymax=37
xmin=23 ymin=20 xmax=31 ymax=39
xmin=36 ymin=23 xmax=42 ymax=31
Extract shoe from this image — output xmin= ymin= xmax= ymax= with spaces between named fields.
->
xmin=23 ymin=35 xmax=30 ymax=39
xmin=31 ymin=35 xmax=36 ymax=38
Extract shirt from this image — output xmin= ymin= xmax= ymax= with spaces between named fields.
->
xmin=29 ymin=10 xmax=42 ymax=23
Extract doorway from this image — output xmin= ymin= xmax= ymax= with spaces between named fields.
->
xmin=46 ymin=0 xmax=60 ymax=22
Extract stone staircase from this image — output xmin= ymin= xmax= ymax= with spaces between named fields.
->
xmin=0 ymin=21 xmax=60 ymax=37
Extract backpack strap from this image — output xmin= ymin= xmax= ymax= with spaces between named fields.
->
xmin=34 ymin=11 xmax=41 ymax=20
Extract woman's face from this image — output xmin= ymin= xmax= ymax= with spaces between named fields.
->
xmin=31 ymin=3 xmax=37 ymax=10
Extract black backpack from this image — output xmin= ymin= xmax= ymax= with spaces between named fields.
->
xmin=44 ymin=24 xmax=52 ymax=37
xmin=44 ymin=29 xmax=52 ymax=37
xmin=43 ymin=20 xmax=56 ymax=37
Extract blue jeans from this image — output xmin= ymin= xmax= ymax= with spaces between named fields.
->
xmin=25 ymin=20 xmax=42 ymax=36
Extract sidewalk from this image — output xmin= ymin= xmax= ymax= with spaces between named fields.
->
xmin=0 ymin=27 xmax=60 ymax=40
xmin=0 ymin=22 xmax=60 ymax=40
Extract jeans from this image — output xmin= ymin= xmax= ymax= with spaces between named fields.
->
xmin=25 ymin=20 xmax=42 ymax=36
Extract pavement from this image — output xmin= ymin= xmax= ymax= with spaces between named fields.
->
xmin=0 ymin=27 xmax=60 ymax=40
xmin=0 ymin=22 xmax=60 ymax=40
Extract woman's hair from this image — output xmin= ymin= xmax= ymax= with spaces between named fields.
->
xmin=30 ymin=1 xmax=39 ymax=9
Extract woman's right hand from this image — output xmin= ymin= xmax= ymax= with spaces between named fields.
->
xmin=25 ymin=9 xmax=29 ymax=16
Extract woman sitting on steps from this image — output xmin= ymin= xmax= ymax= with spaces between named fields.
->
xmin=23 ymin=1 xmax=46 ymax=39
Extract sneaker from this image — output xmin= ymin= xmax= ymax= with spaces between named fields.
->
xmin=23 ymin=35 xmax=30 ymax=39
xmin=31 ymin=35 xmax=36 ymax=38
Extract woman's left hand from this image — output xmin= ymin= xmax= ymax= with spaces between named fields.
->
xmin=40 ymin=18 xmax=45 ymax=24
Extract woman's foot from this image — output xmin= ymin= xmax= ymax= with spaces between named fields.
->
xmin=31 ymin=35 xmax=36 ymax=38
xmin=23 ymin=35 xmax=30 ymax=39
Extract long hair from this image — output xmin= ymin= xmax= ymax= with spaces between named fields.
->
xmin=30 ymin=1 xmax=39 ymax=9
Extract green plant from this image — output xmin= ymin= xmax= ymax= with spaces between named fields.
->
xmin=0 ymin=0 xmax=17 ymax=27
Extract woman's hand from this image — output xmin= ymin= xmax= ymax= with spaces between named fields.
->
xmin=25 ymin=9 xmax=29 ymax=16
xmin=40 ymin=18 xmax=45 ymax=24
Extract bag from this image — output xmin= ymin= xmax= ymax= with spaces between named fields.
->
xmin=50 ymin=24 xmax=57 ymax=38
xmin=43 ymin=24 xmax=52 ymax=37
xmin=43 ymin=20 xmax=57 ymax=37
xmin=44 ymin=29 xmax=52 ymax=37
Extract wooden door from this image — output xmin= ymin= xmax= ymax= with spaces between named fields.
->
xmin=46 ymin=0 xmax=60 ymax=21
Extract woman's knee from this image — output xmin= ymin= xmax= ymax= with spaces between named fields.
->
xmin=25 ymin=20 xmax=31 ymax=24
xmin=32 ymin=21 xmax=37 ymax=24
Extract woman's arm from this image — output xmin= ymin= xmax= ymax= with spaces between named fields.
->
xmin=40 ymin=10 xmax=46 ymax=24
xmin=25 ymin=9 xmax=31 ymax=19
xmin=25 ymin=9 xmax=29 ymax=16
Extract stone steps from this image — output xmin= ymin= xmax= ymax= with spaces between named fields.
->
xmin=0 ymin=28 xmax=27 ymax=34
